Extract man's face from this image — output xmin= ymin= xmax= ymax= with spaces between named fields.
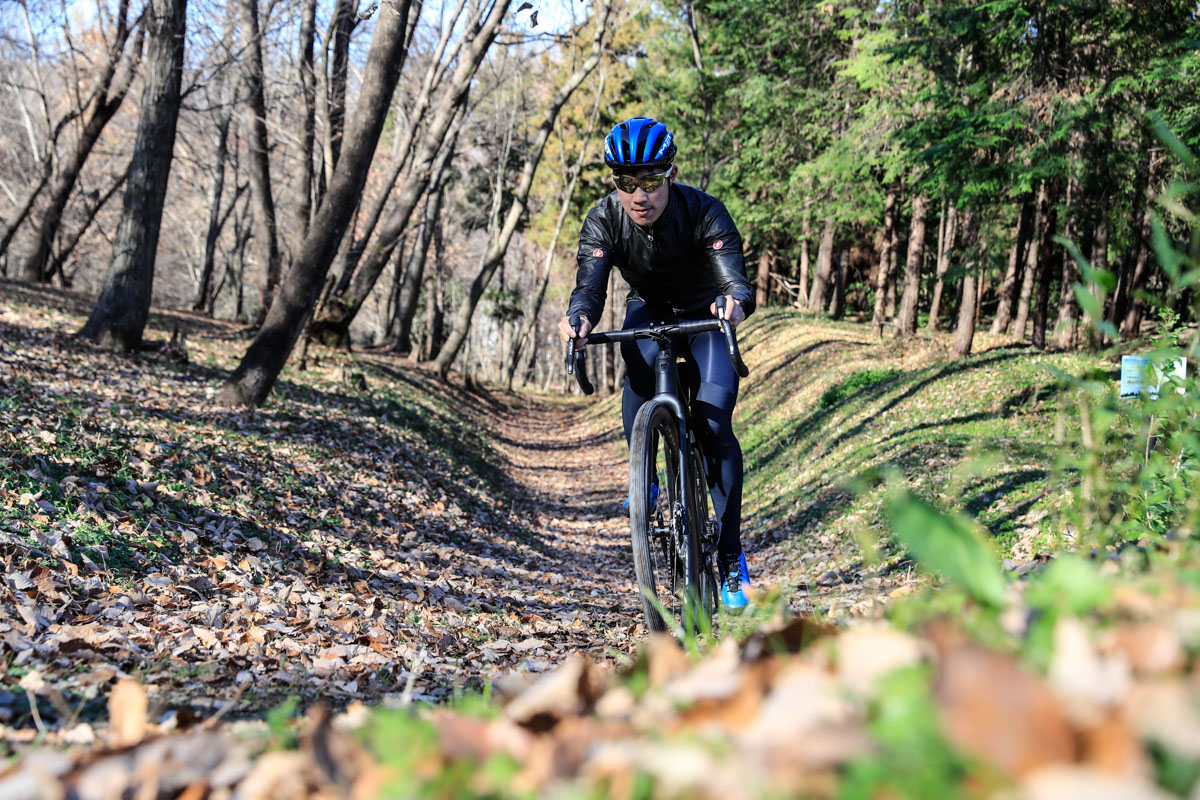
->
xmin=615 ymin=165 xmax=675 ymax=227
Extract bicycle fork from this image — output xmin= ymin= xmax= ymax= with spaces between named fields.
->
xmin=653 ymin=345 xmax=701 ymax=596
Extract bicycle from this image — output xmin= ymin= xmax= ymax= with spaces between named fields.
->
xmin=566 ymin=297 xmax=749 ymax=634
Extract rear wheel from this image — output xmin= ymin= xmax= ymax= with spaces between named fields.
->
xmin=628 ymin=401 xmax=690 ymax=633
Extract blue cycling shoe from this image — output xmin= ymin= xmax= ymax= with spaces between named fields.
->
xmin=621 ymin=482 xmax=659 ymax=512
xmin=718 ymin=551 xmax=751 ymax=611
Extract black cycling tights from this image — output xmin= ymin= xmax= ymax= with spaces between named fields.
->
xmin=619 ymin=302 xmax=743 ymax=559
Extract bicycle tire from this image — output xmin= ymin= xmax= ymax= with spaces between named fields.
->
xmin=687 ymin=444 xmax=719 ymax=626
xmin=628 ymin=401 xmax=691 ymax=633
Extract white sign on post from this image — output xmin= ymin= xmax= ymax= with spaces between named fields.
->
xmin=1120 ymin=354 xmax=1187 ymax=399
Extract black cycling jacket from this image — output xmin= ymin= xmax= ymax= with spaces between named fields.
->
xmin=566 ymin=182 xmax=756 ymax=326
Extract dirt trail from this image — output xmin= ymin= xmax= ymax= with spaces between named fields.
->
xmin=482 ymin=393 xmax=646 ymax=646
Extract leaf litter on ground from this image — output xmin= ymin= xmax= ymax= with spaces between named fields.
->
xmin=0 ymin=281 xmax=645 ymax=737
xmin=7 ymin=283 xmax=1200 ymax=798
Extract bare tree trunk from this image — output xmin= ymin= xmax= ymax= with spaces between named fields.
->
xmin=432 ymin=0 xmax=613 ymax=379
xmin=218 ymin=0 xmax=414 ymax=406
xmin=21 ymin=0 xmax=141 ymax=282
xmin=604 ymin=269 xmax=619 ymax=393
xmin=421 ymin=226 xmax=445 ymax=362
xmin=795 ymin=202 xmax=811 ymax=309
xmin=1122 ymin=243 xmax=1152 ymax=339
xmin=928 ymin=203 xmax=956 ymax=330
xmin=885 ymin=253 xmax=898 ymax=319
xmin=830 ymin=247 xmax=848 ymax=320
xmin=193 ymin=107 xmax=235 ymax=310
xmin=394 ymin=150 xmax=452 ymax=353
xmin=871 ymin=184 xmax=898 ymax=338
xmin=955 ymin=275 xmax=978 ymax=356
xmin=18 ymin=0 xmax=55 ymax=178
xmin=1120 ymin=150 xmax=1159 ymax=339
xmin=897 ymin=193 xmax=927 ymax=337
xmin=505 ymin=72 xmax=605 ymax=388
xmin=755 ymin=248 xmax=771 ymax=309
xmin=1110 ymin=248 xmax=1136 ymax=334
xmin=975 ymin=275 xmax=985 ymax=330
xmin=382 ymin=235 xmax=411 ymax=342
xmin=78 ymin=0 xmax=188 ymax=351
xmin=682 ymin=1 xmax=714 ymax=191
xmin=325 ymin=0 xmax=356 ymax=176
xmin=1032 ymin=177 xmax=1062 ymax=350
xmin=952 ymin=210 xmax=979 ymax=357
xmin=991 ymin=198 xmax=1030 ymax=334
xmin=330 ymin=0 xmax=472 ymax=292
xmin=297 ymin=0 xmax=317 ymax=236
xmin=314 ymin=0 xmax=513 ymax=343
xmin=1054 ymin=176 xmax=1080 ymax=349
xmin=225 ymin=206 xmax=252 ymax=319
xmin=0 ymin=170 xmax=52 ymax=262
xmin=808 ymin=216 xmax=835 ymax=312
xmin=209 ymin=194 xmax=248 ymax=315
xmin=240 ymin=0 xmax=281 ymax=318
xmin=47 ymin=168 xmax=128 ymax=286
xmin=1083 ymin=200 xmax=1110 ymax=351
xmin=1013 ymin=182 xmax=1046 ymax=339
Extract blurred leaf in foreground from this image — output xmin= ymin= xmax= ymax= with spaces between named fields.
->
xmin=886 ymin=487 xmax=1006 ymax=608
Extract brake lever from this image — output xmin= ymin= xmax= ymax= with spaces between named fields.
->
xmin=716 ymin=296 xmax=749 ymax=378
xmin=574 ymin=349 xmax=595 ymax=395
xmin=565 ymin=315 xmax=595 ymax=394
xmin=566 ymin=314 xmax=582 ymax=374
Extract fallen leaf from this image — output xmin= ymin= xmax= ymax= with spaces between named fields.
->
xmin=930 ymin=626 xmax=1076 ymax=777
xmin=109 ymin=679 xmax=148 ymax=747
xmin=1107 ymin=622 xmax=1184 ymax=675
xmin=1079 ymin=712 xmax=1145 ymax=776
xmin=1049 ymin=618 xmax=1131 ymax=725
xmin=1020 ymin=765 xmax=1174 ymax=800
xmin=505 ymin=655 xmax=600 ymax=732
xmin=1126 ymin=681 xmax=1200 ymax=759
xmin=18 ymin=669 xmax=46 ymax=693
xmin=836 ymin=622 xmax=925 ymax=695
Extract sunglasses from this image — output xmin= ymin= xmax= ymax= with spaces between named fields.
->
xmin=611 ymin=168 xmax=672 ymax=194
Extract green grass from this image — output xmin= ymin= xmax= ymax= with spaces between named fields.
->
xmin=728 ymin=311 xmax=1104 ymax=602
xmin=818 ymin=367 xmax=904 ymax=409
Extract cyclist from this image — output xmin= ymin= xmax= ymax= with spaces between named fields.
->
xmin=556 ymin=116 xmax=755 ymax=610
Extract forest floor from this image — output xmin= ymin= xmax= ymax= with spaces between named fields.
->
xmin=7 ymin=280 xmax=1200 ymax=799
xmin=0 ymin=279 xmax=659 ymax=732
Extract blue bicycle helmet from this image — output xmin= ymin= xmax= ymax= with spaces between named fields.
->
xmin=604 ymin=116 xmax=676 ymax=171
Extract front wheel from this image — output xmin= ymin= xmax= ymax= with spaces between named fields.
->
xmin=628 ymin=401 xmax=692 ymax=633
xmin=688 ymin=443 xmax=719 ymax=628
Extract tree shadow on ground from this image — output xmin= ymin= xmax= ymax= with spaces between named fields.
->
xmin=754 ymin=338 xmax=869 ymax=386
xmin=1 ymin=278 xmax=245 ymax=340
xmin=961 ymin=468 xmax=1053 ymax=536
xmin=749 ymin=349 xmax=1032 ymax=476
